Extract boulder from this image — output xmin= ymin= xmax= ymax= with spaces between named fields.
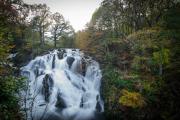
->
xmin=80 ymin=93 xmax=92 ymax=109
xmin=33 ymin=60 xmax=46 ymax=69
xmin=57 ymin=52 xmax=64 ymax=60
xmin=76 ymin=58 xmax=86 ymax=76
xmin=42 ymin=74 xmax=54 ymax=102
xmin=66 ymin=57 xmax=75 ymax=69
xmin=81 ymin=58 xmax=86 ymax=76
xmin=22 ymin=70 xmax=30 ymax=78
xmin=52 ymin=55 xmax=56 ymax=69
xmin=72 ymin=49 xmax=77 ymax=51
xmin=55 ymin=91 xmax=67 ymax=109
xmin=96 ymin=95 xmax=102 ymax=112
xmin=34 ymin=67 xmax=44 ymax=78
xmin=96 ymin=101 xmax=102 ymax=113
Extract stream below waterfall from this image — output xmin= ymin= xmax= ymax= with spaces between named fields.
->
xmin=21 ymin=49 xmax=104 ymax=120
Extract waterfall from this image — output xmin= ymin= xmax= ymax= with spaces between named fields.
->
xmin=21 ymin=49 xmax=104 ymax=120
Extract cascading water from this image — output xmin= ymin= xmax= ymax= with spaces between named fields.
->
xmin=21 ymin=49 xmax=104 ymax=120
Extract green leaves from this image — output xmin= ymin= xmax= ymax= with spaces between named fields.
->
xmin=0 ymin=76 xmax=25 ymax=120
xmin=153 ymin=48 xmax=170 ymax=65
xmin=1 ymin=76 xmax=24 ymax=92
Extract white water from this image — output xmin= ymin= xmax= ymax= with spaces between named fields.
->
xmin=21 ymin=49 xmax=104 ymax=120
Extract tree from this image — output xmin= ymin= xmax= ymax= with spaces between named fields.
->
xmin=153 ymin=48 xmax=170 ymax=76
xmin=75 ymin=30 xmax=90 ymax=50
xmin=0 ymin=1 xmax=25 ymax=119
xmin=98 ymin=0 xmax=176 ymax=35
xmin=30 ymin=4 xmax=51 ymax=46
xmin=51 ymin=12 xmax=70 ymax=48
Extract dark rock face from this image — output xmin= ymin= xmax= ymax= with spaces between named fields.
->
xmin=34 ymin=67 xmax=44 ymax=78
xmin=52 ymin=55 xmax=56 ymax=69
xmin=82 ymin=78 xmax=85 ymax=83
xmin=22 ymin=71 xmax=30 ymax=78
xmin=82 ymin=86 xmax=86 ymax=92
xmin=46 ymin=55 xmax=51 ymax=62
xmin=57 ymin=49 xmax=67 ymax=58
xmin=63 ymin=53 xmax=67 ymax=58
xmin=80 ymin=93 xmax=92 ymax=109
xmin=81 ymin=59 xmax=86 ymax=76
xmin=75 ymin=58 xmax=86 ymax=76
xmin=13 ymin=51 xmax=33 ymax=67
xmin=57 ymin=52 xmax=64 ymax=60
xmin=96 ymin=95 xmax=102 ymax=112
xmin=73 ymin=82 xmax=82 ymax=90
xmin=32 ymin=60 xmax=46 ymax=69
xmin=96 ymin=95 xmax=99 ymax=101
xmin=34 ymin=68 xmax=39 ymax=78
xmin=66 ymin=57 xmax=75 ymax=69
xmin=80 ymin=97 xmax=83 ymax=108
xmin=96 ymin=101 xmax=102 ymax=113
xmin=72 ymin=49 xmax=77 ymax=51
xmin=55 ymin=91 xmax=67 ymax=109
xmin=42 ymin=74 xmax=54 ymax=102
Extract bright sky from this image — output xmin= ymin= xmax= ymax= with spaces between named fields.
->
xmin=24 ymin=0 xmax=102 ymax=31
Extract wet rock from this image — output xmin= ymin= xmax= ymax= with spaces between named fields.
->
xmin=42 ymin=74 xmax=54 ymax=102
xmin=47 ymin=55 xmax=51 ymax=62
xmin=81 ymin=59 xmax=86 ymax=76
xmin=72 ymin=49 xmax=77 ymax=51
xmin=96 ymin=95 xmax=100 ymax=101
xmin=96 ymin=101 xmax=102 ymax=112
xmin=82 ymin=78 xmax=85 ymax=83
xmin=32 ymin=60 xmax=45 ymax=69
xmin=73 ymin=82 xmax=82 ymax=90
xmin=58 ymin=49 xmax=66 ymax=53
xmin=58 ymin=49 xmax=66 ymax=58
xmin=39 ymin=103 xmax=46 ymax=106
xmin=63 ymin=53 xmax=67 ymax=58
xmin=52 ymin=55 xmax=56 ymax=69
xmin=80 ymin=93 xmax=92 ymax=109
xmin=21 ymin=70 xmax=30 ymax=78
xmin=34 ymin=68 xmax=44 ymax=78
xmin=64 ymin=71 xmax=71 ymax=80
xmin=80 ymin=97 xmax=83 ymax=108
xmin=66 ymin=57 xmax=75 ymax=68
xmin=84 ymin=55 xmax=90 ymax=59
xmin=82 ymin=86 xmax=86 ymax=92
xmin=57 ymin=52 xmax=64 ymax=60
xmin=34 ymin=68 xmax=39 ymax=78
xmin=55 ymin=92 xmax=67 ymax=109
xmin=76 ymin=58 xmax=86 ymax=76
xmin=96 ymin=95 xmax=102 ymax=112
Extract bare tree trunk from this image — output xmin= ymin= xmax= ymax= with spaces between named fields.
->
xmin=159 ymin=46 xmax=163 ymax=76
xmin=54 ymin=33 xmax=57 ymax=48
xmin=159 ymin=63 xmax=163 ymax=76
xmin=39 ymin=28 xmax=43 ymax=46
xmin=42 ymin=26 xmax=45 ymax=45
